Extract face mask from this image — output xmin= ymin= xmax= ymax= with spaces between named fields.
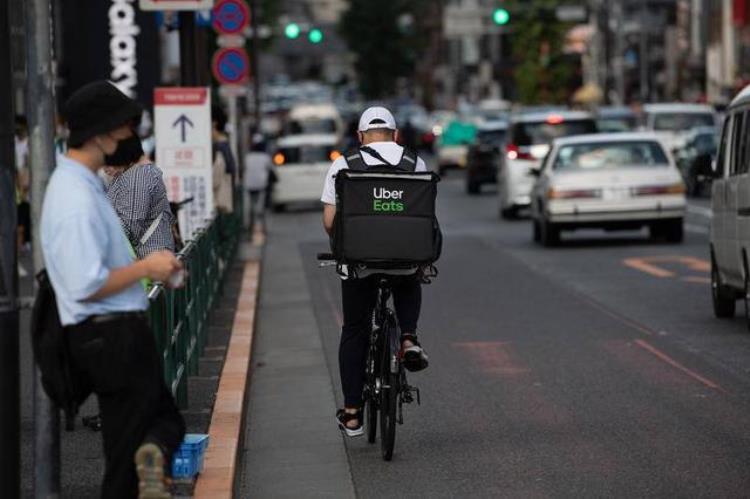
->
xmin=104 ymin=133 xmax=144 ymax=167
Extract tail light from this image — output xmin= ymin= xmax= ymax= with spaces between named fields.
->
xmin=547 ymin=188 xmax=601 ymax=200
xmin=273 ymin=153 xmax=286 ymax=166
xmin=632 ymin=183 xmax=686 ymax=196
xmin=506 ymin=143 xmax=533 ymax=161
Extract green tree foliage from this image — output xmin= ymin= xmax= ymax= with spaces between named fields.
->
xmin=339 ymin=0 xmax=433 ymax=99
xmin=509 ymin=0 xmax=574 ymax=105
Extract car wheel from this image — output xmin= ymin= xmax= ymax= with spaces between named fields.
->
xmin=712 ymin=255 xmax=736 ymax=318
xmin=665 ymin=219 xmax=684 ymax=244
xmin=532 ymin=219 xmax=541 ymax=243
xmin=540 ymin=219 xmax=560 ymax=247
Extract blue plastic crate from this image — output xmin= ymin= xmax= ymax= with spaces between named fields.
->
xmin=172 ymin=434 xmax=209 ymax=479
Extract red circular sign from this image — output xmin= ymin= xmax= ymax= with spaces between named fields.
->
xmin=212 ymin=47 xmax=250 ymax=85
xmin=212 ymin=0 xmax=251 ymax=35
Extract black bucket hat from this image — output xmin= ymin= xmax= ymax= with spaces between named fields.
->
xmin=65 ymin=81 xmax=143 ymax=147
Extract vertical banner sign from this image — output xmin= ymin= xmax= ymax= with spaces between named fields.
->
xmin=154 ymin=87 xmax=213 ymax=239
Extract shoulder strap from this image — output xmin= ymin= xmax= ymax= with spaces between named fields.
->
xmin=139 ymin=212 xmax=164 ymax=246
xmin=343 ymin=149 xmax=368 ymax=171
xmin=353 ymin=146 xmax=418 ymax=172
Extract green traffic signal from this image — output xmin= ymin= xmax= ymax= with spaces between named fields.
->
xmin=285 ymin=23 xmax=301 ymax=39
xmin=493 ymin=8 xmax=510 ymax=25
xmin=308 ymin=28 xmax=323 ymax=44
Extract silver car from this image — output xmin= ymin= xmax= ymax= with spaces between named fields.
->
xmin=498 ymin=110 xmax=597 ymax=219
xmin=530 ymin=133 xmax=687 ymax=246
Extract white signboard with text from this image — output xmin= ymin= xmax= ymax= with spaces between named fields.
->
xmin=154 ymin=87 xmax=213 ymax=240
xmin=140 ymin=0 xmax=214 ymax=11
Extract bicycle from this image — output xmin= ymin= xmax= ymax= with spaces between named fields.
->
xmin=318 ymin=253 xmax=423 ymax=461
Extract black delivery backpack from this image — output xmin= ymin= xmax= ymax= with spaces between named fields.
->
xmin=332 ymin=146 xmax=442 ymax=268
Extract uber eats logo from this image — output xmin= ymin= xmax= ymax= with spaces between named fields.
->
xmin=373 ymin=187 xmax=405 ymax=212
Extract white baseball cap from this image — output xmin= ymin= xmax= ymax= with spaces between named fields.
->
xmin=358 ymin=106 xmax=397 ymax=132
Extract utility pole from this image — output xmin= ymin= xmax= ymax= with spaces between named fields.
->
xmin=613 ymin=0 xmax=626 ymax=105
xmin=639 ymin=0 xmax=650 ymax=102
xmin=0 ymin=0 xmax=20 ymax=495
xmin=26 ymin=0 xmax=60 ymax=496
xmin=249 ymin=0 xmax=261 ymax=131
xmin=179 ymin=11 xmax=198 ymax=86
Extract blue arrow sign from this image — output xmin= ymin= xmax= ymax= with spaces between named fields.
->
xmin=172 ymin=114 xmax=194 ymax=143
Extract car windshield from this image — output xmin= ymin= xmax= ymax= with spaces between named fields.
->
xmin=477 ymin=130 xmax=507 ymax=146
xmin=287 ymin=118 xmax=337 ymax=135
xmin=513 ymin=119 xmax=597 ymax=146
xmin=652 ymin=112 xmax=715 ymax=131
xmin=692 ymin=133 xmax=718 ymax=154
xmin=277 ymin=145 xmax=335 ymax=164
xmin=596 ymin=117 xmax=637 ymax=133
xmin=553 ymin=141 xmax=669 ymax=171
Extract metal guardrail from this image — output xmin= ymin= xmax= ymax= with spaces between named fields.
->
xmin=146 ymin=190 xmax=243 ymax=408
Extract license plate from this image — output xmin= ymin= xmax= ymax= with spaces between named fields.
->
xmin=603 ymin=188 xmax=629 ymax=201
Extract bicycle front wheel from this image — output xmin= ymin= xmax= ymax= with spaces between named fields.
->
xmin=379 ymin=315 xmax=399 ymax=461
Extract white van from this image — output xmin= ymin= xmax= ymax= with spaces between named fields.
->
xmin=642 ymin=103 xmax=717 ymax=152
xmin=285 ymin=104 xmax=344 ymax=140
xmin=271 ymin=134 xmax=341 ymax=211
xmin=710 ymin=85 xmax=750 ymax=320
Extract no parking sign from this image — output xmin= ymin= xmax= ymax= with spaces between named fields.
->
xmin=212 ymin=0 xmax=250 ymax=35
xmin=212 ymin=47 xmax=250 ymax=85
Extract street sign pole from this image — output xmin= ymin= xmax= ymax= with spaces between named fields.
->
xmin=0 ymin=0 xmax=20 ymax=496
xmin=179 ymin=11 xmax=198 ymax=86
xmin=249 ymin=0 xmax=261 ymax=131
xmin=26 ymin=0 xmax=61 ymax=495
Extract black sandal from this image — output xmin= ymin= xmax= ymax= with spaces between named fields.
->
xmin=336 ymin=409 xmax=364 ymax=437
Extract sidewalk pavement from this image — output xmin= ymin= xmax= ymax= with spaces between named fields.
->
xmin=238 ymin=216 xmax=356 ymax=498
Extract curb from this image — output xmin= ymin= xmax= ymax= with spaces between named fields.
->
xmin=193 ymin=256 xmax=260 ymax=499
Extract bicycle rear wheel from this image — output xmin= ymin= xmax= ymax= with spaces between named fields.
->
xmin=365 ymin=346 xmax=378 ymax=444
xmin=379 ymin=314 xmax=399 ymax=461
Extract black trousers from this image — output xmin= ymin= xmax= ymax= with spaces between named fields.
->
xmin=340 ymin=274 xmax=421 ymax=408
xmin=67 ymin=316 xmax=185 ymax=499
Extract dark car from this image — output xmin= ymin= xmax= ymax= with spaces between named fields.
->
xmin=673 ymin=126 xmax=719 ymax=196
xmin=466 ymin=121 xmax=508 ymax=194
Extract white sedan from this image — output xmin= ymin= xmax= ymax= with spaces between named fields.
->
xmin=271 ymin=134 xmax=341 ymax=211
xmin=530 ymin=133 xmax=687 ymax=246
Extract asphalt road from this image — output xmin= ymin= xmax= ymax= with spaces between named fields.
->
xmin=278 ymin=173 xmax=750 ymax=498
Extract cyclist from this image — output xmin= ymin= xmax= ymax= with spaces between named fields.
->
xmin=321 ymin=106 xmax=429 ymax=437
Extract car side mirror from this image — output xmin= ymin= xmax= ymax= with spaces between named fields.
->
xmin=711 ymin=159 xmax=722 ymax=178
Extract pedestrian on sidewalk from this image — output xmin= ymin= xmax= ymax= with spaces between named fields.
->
xmin=41 ymin=80 xmax=186 ymax=499
xmin=243 ymin=135 xmax=273 ymax=235
xmin=211 ymin=105 xmax=236 ymax=214
xmin=104 ymin=136 xmax=175 ymax=259
xmin=15 ymin=115 xmax=31 ymax=253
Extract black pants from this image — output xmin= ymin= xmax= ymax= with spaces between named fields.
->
xmin=67 ymin=316 xmax=185 ymax=499
xmin=340 ymin=274 xmax=421 ymax=408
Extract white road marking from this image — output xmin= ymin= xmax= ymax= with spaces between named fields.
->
xmin=685 ymin=223 xmax=709 ymax=235
xmin=687 ymin=204 xmax=713 ymax=219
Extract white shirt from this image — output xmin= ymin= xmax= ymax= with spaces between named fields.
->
xmin=244 ymin=151 xmax=273 ymax=191
xmin=320 ymin=142 xmax=427 ymax=205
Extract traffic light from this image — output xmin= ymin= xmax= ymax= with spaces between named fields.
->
xmin=284 ymin=23 xmax=301 ymax=39
xmin=308 ymin=28 xmax=323 ymax=44
xmin=493 ymin=7 xmax=510 ymax=25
